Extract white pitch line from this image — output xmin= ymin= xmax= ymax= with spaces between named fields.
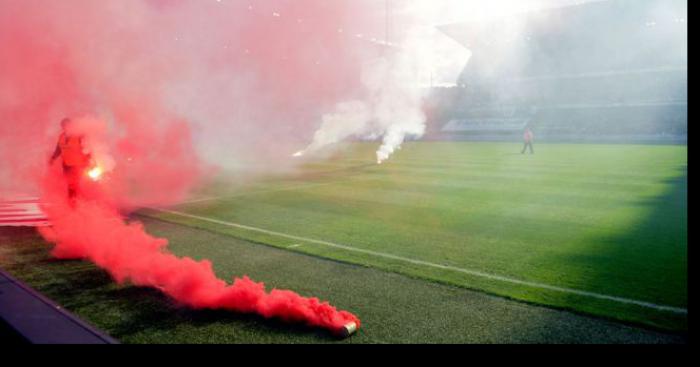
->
xmin=149 ymin=207 xmax=688 ymax=315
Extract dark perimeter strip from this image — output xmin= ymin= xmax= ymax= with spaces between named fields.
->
xmin=0 ymin=267 xmax=118 ymax=344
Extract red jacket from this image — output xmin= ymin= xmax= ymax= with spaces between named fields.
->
xmin=53 ymin=133 xmax=90 ymax=167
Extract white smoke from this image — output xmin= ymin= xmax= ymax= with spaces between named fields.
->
xmin=296 ymin=0 xmax=580 ymax=163
xmin=297 ymin=100 xmax=371 ymax=156
xmin=298 ymin=11 xmax=469 ymax=163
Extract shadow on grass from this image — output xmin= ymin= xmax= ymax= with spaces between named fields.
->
xmin=545 ymin=164 xmax=687 ymax=332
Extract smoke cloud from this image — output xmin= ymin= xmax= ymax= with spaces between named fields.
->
xmin=38 ymin=157 xmax=359 ymax=332
xmin=1 ymin=0 xmax=377 ymax=334
xmin=296 ymin=4 xmax=469 ymax=163
xmin=0 ymin=0 xmax=389 ymax=192
xmin=3 ymin=0 xmax=647 ymax=336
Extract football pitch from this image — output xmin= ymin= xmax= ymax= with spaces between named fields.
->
xmin=0 ymin=142 xmax=687 ymax=343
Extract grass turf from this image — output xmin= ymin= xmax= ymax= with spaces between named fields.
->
xmin=0 ymin=221 xmax=685 ymax=343
xmin=143 ymin=142 xmax=687 ymax=332
xmin=0 ymin=142 xmax=687 ymax=341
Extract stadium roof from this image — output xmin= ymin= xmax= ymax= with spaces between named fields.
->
xmin=437 ymin=0 xmax=686 ymax=80
xmin=437 ymin=0 xmax=686 ymax=50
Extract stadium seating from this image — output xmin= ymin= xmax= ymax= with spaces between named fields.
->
xmin=430 ymin=0 xmax=687 ymax=143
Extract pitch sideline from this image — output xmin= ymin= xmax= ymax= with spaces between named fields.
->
xmin=148 ymin=207 xmax=688 ymax=315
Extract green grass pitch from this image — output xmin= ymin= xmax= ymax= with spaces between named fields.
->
xmin=0 ymin=142 xmax=687 ymax=342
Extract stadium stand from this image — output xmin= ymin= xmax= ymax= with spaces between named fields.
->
xmin=428 ymin=0 xmax=687 ymax=143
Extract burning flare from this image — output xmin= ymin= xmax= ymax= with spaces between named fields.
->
xmin=87 ymin=166 xmax=103 ymax=181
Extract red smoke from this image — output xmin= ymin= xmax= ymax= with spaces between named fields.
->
xmin=38 ymin=164 xmax=359 ymax=332
xmin=1 ymin=0 xmax=373 ymax=335
xmin=0 ymin=0 xmax=386 ymax=192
